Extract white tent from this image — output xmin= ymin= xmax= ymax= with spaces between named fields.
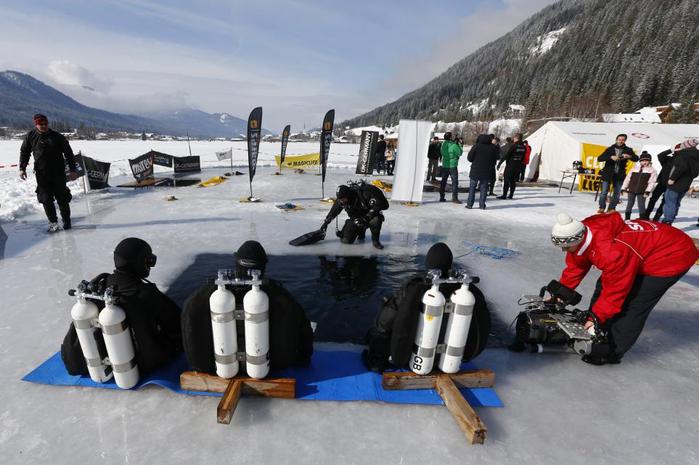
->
xmin=526 ymin=122 xmax=699 ymax=185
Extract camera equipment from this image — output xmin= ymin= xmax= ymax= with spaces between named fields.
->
xmin=509 ymin=280 xmax=604 ymax=355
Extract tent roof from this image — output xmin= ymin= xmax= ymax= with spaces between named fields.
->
xmin=533 ymin=122 xmax=699 ymax=148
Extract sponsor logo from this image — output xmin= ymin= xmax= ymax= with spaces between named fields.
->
xmin=324 ymin=121 xmax=332 ymax=131
xmin=250 ymin=120 xmax=258 ymax=129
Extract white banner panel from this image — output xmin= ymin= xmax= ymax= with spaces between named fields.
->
xmin=391 ymin=120 xmax=433 ymax=203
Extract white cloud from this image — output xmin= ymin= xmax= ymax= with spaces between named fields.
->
xmin=376 ymin=0 xmax=560 ymax=102
xmin=48 ymin=60 xmax=112 ymax=92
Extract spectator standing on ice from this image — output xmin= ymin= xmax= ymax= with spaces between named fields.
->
xmin=519 ymin=140 xmax=531 ymax=181
xmin=487 ymin=136 xmax=500 ymax=196
xmin=438 ymin=132 xmax=463 ymax=204
xmin=466 ymin=134 xmax=499 ymax=210
xmin=497 ymin=133 xmax=526 ymax=199
xmin=375 ymin=134 xmax=387 ymax=174
xmin=385 ymin=143 xmax=396 ymax=176
xmin=19 ymin=113 xmax=79 ymax=232
xmin=641 ymin=146 xmax=676 ymax=221
xmin=426 ymin=136 xmax=441 ymax=183
xmin=621 ymin=151 xmax=657 ymax=220
xmin=597 ymin=134 xmax=638 ymax=213
xmin=662 ymin=138 xmax=699 ymax=225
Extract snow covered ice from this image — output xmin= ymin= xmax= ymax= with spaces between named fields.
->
xmin=0 ymin=141 xmax=698 ymax=465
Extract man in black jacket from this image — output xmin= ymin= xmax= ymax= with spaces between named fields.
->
xmin=662 ymin=138 xmax=699 ymax=224
xmin=19 ymin=114 xmax=79 ymax=232
xmin=641 ymin=148 xmax=674 ymax=221
xmin=497 ymin=133 xmax=526 ymax=199
xmin=61 ymin=238 xmax=183 ymax=377
xmin=596 ymin=134 xmax=638 ymax=213
xmin=375 ymin=135 xmax=387 ymax=174
xmin=426 ymin=137 xmax=441 ymax=183
xmin=321 ymin=182 xmax=389 ymax=249
xmin=466 ymin=134 xmax=499 ymax=209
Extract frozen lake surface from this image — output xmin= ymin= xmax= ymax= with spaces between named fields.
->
xmin=0 ymin=142 xmax=698 ymax=465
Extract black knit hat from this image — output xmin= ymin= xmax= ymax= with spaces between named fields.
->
xmin=639 ymin=151 xmax=651 ymax=161
xmin=236 ymin=240 xmax=268 ymax=276
xmin=425 ymin=242 xmax=453 ymax=277
xmin=114 ymin=237 xmax=156 ymax=279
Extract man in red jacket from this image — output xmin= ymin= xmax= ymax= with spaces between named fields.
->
xmin=551 ymin=212 xmax=698 ymax=365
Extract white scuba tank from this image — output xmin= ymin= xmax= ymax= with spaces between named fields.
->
xmin=410 ymin=282 xmax=446 ymax=375
xmin=438 ymin=282 xmax=476 ymax=374
xmin=70 ymin=296 xmax=112 ymax=383
xmin=98 ymin=297 xmax=139 ymax=389
xmin=243 ymin=279 xmax=270 ymax=379
xmin=210 ymin=283 xmax=239 ymax=378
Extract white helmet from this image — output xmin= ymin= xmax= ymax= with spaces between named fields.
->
xmin=551 ymin=213 xmax=585 ymax=247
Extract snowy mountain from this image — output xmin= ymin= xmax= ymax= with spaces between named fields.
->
xmin=0 ymin=71 xmax=265 ymax=137
xmin=145 ymin=108 xmax=270 ymax=139
xmin=344 ymin=0 xmax=698 ymax=127
xmin=0 ymin=70 xmax=154 ymax=132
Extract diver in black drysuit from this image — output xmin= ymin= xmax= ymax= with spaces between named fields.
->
xmin=61 ymin=238 xmax=183 ymax=376
xmin=362 ymin=242 xmax=491 ymax=372
xmin=321 ymin=182 xmax=389 ymax=250
xmin=181 ymin=241 xmax=314 ymax=374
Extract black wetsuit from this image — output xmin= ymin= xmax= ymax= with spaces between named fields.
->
xmin=19 ymin=128 xmax=77 ymax=224
xmin=323 ymin=183 xmax=389 ymax=244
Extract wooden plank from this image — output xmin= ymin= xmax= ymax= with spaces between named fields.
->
xmin=435 ymin=375 xmax=487 ymax=445
xmin=180 ymin=371 xmax=295 ymax=399
xmin=217 ymin=379 xmax=243 ymax=424
xmin=382 ymin=369 xmax=495 ymax=391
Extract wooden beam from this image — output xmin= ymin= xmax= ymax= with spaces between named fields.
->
xmin=382 ymin=369 xmax=495 ymax=391
xmin=217 ymin=379 xmax=243 ymax=424
xmin=435 ymin=375 xmax=487 ymax=444
xmin=180 ymin=371 xmax=295 ymax=399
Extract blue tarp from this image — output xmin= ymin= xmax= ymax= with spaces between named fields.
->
xmin=22 ymin=350 xmax=502 ymax=408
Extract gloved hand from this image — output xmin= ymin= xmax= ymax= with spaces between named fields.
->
xmin=19 ymin=170 xmax=27 ymax=180
xmin=353 ymin=217 xmax=368 ymax=229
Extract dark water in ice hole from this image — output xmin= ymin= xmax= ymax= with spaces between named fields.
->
xmin=166 ymin=254 xmax=510 ymax=346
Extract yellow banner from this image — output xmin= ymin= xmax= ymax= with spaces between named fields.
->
xmin=579 ymin=143 xmax=606 ymax=192
xmin=275 ymin=153 xmax=320 ymax=168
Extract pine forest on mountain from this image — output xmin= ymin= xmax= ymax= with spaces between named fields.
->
xmin=343 ymin=0 xmax=698 ymax=128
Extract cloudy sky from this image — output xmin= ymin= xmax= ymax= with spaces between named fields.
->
xmin=0 ymin=0 xmax=558 ymax=129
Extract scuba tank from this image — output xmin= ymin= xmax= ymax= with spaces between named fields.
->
xmin=209 ymin=271 xmax=239 ymax=379
xmin=410 ymin=270 xmax=446 ymax=375
xmin=243 ymin=270 xmax=270 ymax=379
xmin=438 ymin=277 xmax=476 ymax=374
xmin=69 ymin=282 xmax=112 ymax=383
xmin=98 ymin=288 xmax=139 ymax=389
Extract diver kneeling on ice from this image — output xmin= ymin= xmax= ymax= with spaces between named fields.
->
xmin=181 ymin=240 xmax=314 ymax=375
xmin=511 ymin=212 xmax=698 ymax=366
xmin=321 ymin=181 xmax=389 ymax=250
xmin=61 ymin=238 xmax=183 ymax=377
xmin=362 ymin=242 xmax=491 ymax=372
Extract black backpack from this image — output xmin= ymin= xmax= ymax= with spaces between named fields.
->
xmin=181 ymin=279 xmax=313 ymax=374
xmin=363 ymin=276 xmax=491 ymax=372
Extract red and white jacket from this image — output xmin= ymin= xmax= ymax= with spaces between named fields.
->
xmin=559 ymin=213 xmax=698 ymax=323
